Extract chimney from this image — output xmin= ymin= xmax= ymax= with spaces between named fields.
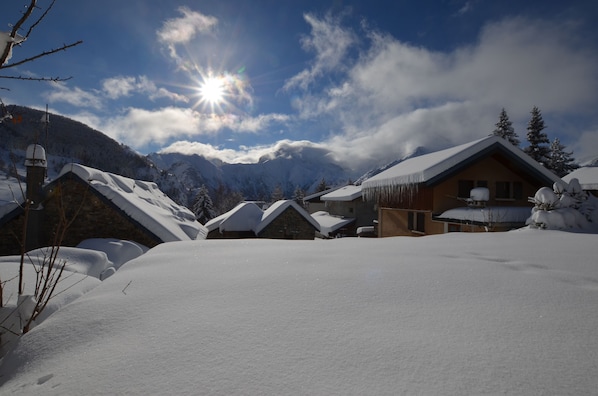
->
xmin=25 ymin=144 xmax=47 ymax=209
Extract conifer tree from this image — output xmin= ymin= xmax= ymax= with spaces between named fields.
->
xmin=292 ymin=186 xmax=306 ymax=207
xmin=547 ymin=137 xmax=578 ymax=177
xmin=192 ymin=185 xmax=216 ymax=224
xmin=316 ymin=178 xmax=328 ymax=192
xmin=524 ymin=106 xmax=550 ymax=165
xmin=491 ymin=108 xmax=519 ymax=146
xmin=270 ymin=184 xmax=284 ymax=203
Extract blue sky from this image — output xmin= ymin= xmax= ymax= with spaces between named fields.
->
xmin=2 ymin=0 xmax=598 ymax=172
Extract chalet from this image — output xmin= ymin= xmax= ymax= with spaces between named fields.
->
xmin=205 ymin=200 xmax=320 ymax=240
xmin=0 ymin=145 xmax=206 ymax=255
xmin=313 ymin=185 xmax=377 ymax=237
xmin=361 ymin=136 xmax=561 ymax=237
xmin=563 ymin=167 xmax=598 ymax=197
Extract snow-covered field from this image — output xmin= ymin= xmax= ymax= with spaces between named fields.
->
xmin=1 ymin=230 xmax=597 ymax=395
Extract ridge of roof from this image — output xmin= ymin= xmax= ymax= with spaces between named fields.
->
xmin=255 ymin=200 xmax=320 ymax=234
xmin=361 ymin=136 xmax=561 ymax=200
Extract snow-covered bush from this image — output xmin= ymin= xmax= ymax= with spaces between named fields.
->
xmin=527 ymin=178 xmax=598 ymax=231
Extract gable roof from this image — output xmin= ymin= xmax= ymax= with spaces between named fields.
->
xmin=255 ymin=200 xmax=320 ymax=234
xmin=311 ymin=211 xmax=355 ymax=237
xmin=320 ymin=185 xmax=362 ymax=202
xmin=56 ymin=164 xmax=206 ymax=242
xmin=204 ymin=202 xmax=263 ymax=233
xmin=361 ymin=136 xmax=561 ymax=201
xmin=562 ymin=167 xmax=598 ymax=190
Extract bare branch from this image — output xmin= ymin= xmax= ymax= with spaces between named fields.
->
xmin=25 ymin=0 xmax=56 ymax=39
xmin=0 ymin=0 xmax=37 ymax=66
xmin=0 ymin=41 xmax=83 ymax=70
xmin=0 ymin=75 xmax=73 ymax=82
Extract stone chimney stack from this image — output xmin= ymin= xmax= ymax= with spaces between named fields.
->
xmin=25 ymin=144 xmax=47 ymax=209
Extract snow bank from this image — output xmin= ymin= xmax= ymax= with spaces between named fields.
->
xmin=527 ymin=178 xmax=598 ymax=231
xmin=1 ymin=232 xmax=597 ymax=395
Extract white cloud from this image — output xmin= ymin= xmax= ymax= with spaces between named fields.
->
xmin=286 ymin=16 xmax=598 ymax=170
xmin=157 ymin=7 xmax=218 ymax=62
xmin=91 ymin=106 xmax=290 ymax=150
xmin=283 ymin=13 xmax=356 ymax=91
xmin=101 ymin=76 xmax=189 ymax=102
xmin=44 ymin=83 xmax=103 ymax=110
xmin=102 ymin=76 xmax=137 ymax=99
xmin=571 ymin=128 xmax=598 ymax=164
xmin=159 ymin=139 xmax=327 ymax=165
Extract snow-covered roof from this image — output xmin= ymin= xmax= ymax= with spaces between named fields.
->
xmin=255 ymin=200 xmax=320 ymax=234
xmin=362 ymin=136 xmax=561 ymax=201
xmin=303 ymin=186 xmax=342 ymax=202
xmin=562 ymin=167 xmax=598 ymax=191
xmin=320 ymin=185 xmax=362 ymax=202
xmin=204 ymin=202 xmax=263 ymax=233
xmin=435 ymin=206 xmax=532 ymax=224
xmin=58 ymin=164 xmax=206 ymax=242
xmin=311 ymin=211 xmax=355 ymax=237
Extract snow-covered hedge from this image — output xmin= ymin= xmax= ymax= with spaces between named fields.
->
xmin=527 ymin=178 xmax=598 ymax=231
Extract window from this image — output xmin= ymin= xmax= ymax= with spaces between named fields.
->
xmin=496 ymin=181 xmax=523 ymax=200
xmin=458 ymin=180 xmax=488 ymax=198
xmin=458 ymin=180 xmax=474 ymax=198
xmin=408 ymin=211 xmax=426 ymax=233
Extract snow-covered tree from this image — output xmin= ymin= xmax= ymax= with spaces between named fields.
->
xmin=192 ymin=185 xmax=216 ymax=224
xmin=524 ymin=106 xmax=550 ymax=165
xmin=491 ymin=108 xmax=519 ymax=146
xmin=527 ymin=179 xmax=598 ymax=231
xmin=546 ymin=137 xmax=578 ymax=177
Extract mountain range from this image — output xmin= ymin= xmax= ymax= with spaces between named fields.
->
xmin=0 ymin=106 xmax=360 ymax=214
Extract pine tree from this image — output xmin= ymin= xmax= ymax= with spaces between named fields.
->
xmin=192 ymin=185 xmax=216 ymax=224
xmin=316 ymin=178 xmax=328 ymax=192
xmin=270 ymin=184 xmax=284 ymax=203
xmin=547 ymin=138 xmax=578 ymax=177
xmin=491 ymin=108 xmax=519 ymax=146
xmin=524 ymin=106 xmax=550 ymax=165
xmin=292 ymin=186 xmax=306 ymax=207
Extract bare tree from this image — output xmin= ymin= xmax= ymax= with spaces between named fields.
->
xmin=1 ymin=0 xmax=82 ymax=85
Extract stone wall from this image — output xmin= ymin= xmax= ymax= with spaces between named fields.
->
xmin=0 ymin=177 xmax=161 ymax=256
xmin=257 ymin=207 xmax=316 ymax=240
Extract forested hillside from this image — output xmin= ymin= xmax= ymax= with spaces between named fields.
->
xmin=0 ymin=106 xmax=153 ymax=178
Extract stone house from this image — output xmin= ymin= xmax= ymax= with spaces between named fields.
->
xmin=0 ymin=146 xmax=206 ymax=255
xmin=205 ymin=200 xmax=320 ymax=240
xmin=255 ymin=200 xmax=320 ymax=239
xmin=361 ymin=136 xmax=561 ymax=237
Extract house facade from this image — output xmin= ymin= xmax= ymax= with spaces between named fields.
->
xmin=0 ymin=152 xmax=206 ymax=255
xmin=317 ymin=185 xmax=377 ymax=237
xmin=361 ymin=136 xmax=561 ymax=237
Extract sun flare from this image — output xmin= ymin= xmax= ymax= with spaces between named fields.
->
xmin=199 ymin=76 xmax=225 ymax=105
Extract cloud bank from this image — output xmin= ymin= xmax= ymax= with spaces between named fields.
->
xmin=46 ymin=10 xmax=598 ymax=173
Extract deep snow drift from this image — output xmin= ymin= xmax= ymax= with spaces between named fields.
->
xmin=1 ymin=230 xmax=597 ymax=395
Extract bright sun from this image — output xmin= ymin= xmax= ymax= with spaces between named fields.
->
xmin=199 ymin=76 xmax=225 ymax=105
